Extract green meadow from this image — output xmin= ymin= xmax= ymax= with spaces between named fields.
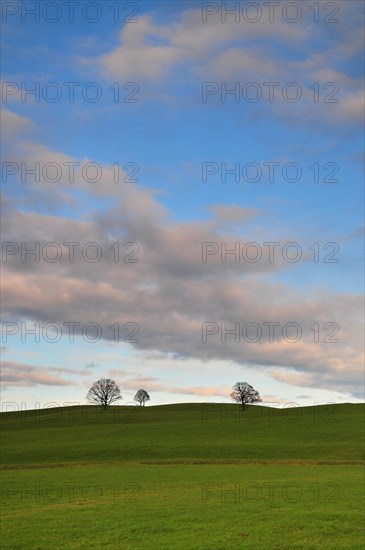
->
xmin=1 ymin=403 xmax=364 ymax=549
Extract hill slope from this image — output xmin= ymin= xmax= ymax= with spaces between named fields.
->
xmin=1 ymin=403 xmax=364 ymax=466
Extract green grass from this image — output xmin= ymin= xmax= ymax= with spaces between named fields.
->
xmin=1 ymin=403 xmax=363 ymax=465
xmin=1 ymin=403 xmax=364 ymax=549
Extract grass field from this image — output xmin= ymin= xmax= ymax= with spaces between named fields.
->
xmin=1 ymin=403 xmax=364 ymax=549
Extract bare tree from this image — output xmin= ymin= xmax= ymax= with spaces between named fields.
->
xmin=86 ymin=378 xmax=122 ymax=409
xmin=230 ymin=382 xmax=261 ymax=410
xmin=134 ymin=389 xmax=150 ymax=406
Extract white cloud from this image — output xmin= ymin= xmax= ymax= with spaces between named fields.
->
xmin=1 ymin=360 xmax=73 ymax=387
xmin=77 ymin=7 xmax=364 ymax=127
xmin=0 ymin=108 xmax=32 ymax=137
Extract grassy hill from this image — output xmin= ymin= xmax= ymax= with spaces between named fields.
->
xmin=1 ymin=403 xmax=364 ymax=549
xmin=1 ymin=403 xmax=364 ymax=466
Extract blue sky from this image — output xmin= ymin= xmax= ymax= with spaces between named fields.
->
xmin=1 ymin=0 xmax=364 ymax=411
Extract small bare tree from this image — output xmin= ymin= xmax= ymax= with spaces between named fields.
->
xmin=230 ymin=382 xmax=261 ymax=410
xmin=86 ymin=378 xmax=122 ymax=409
xmin=134 ymin=389 xmax=150 ymax=406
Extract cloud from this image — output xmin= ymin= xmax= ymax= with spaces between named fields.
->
xmin=1 ymin=360 xmax=73 ymax=387
xmin=107 ymin=372 xmax=164 ymax=392
xmin=97 ymin=16 xmax=187 ymax=81
xmin=2 ymin=125 xmax=171 ymax=221
xmin=209 ymin=205 xmax=258 ymax=223
xmin=168 ymin=385 xmax=231 ymax=397
xmin=0 ymin=108 xmax=32 ymax=137
xmin=91 ymin=8 xmax=308 ymax=84
xmin=106 ymin=369 xmax=231 ymax=398
xmin=270 ymin=364 xmax=364 ymax=398
xmin=270 ymin=369 xmax=314 ymax=387
xmin=78 ymin=6 xmax=364 ymax=128
xmin=2 ymin=206 xmax=363 ymax=397
xmin=339 ymin=90 xmax=364 ymax=121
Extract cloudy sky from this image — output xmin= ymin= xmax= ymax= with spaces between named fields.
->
xmin=1 ymin=0 xmax=364 ymax=411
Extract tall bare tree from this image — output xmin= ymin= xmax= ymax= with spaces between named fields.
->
xmin=230 ymin=382 xmax=261 ymax=410
xmin=134 ymin=389 xmax=150 ymax=406
xmin=86 ymin=378 xmax=122 ymax=409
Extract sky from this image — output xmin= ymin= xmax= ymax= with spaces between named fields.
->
xmin=1 ymin=0 xmax=364 ymax=411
